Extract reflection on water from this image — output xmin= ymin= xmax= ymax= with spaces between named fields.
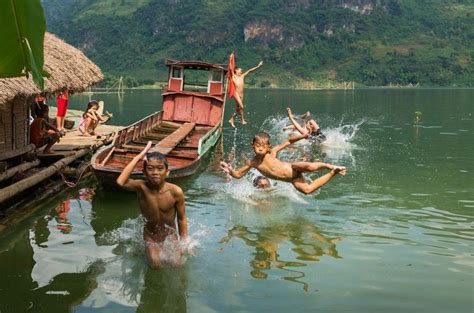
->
xmin=29 ymin=187 xmax=115 ymax=288
xmin=0 ymin=89 xmax=473 ymax=313
xmin=220 ymin=218 xmax=341 ymax=292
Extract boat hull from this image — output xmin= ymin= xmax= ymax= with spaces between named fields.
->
xmin=91 ymin=58 xmax=229 ymax=188
xmin=91 ymin=112 xmax=222 ymax=188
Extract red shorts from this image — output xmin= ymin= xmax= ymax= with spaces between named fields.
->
xmin=57 ymin=98 xmax=68 ymax=117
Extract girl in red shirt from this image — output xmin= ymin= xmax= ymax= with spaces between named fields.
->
xmin=56 ymin=88 xmax=69 ymax=131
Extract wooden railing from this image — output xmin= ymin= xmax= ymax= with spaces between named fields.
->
xmin=112 ymin=111 xmax=163 ymax=148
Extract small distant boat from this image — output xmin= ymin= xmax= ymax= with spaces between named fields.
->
xmin=91 ymin=59 xmax=228 ymax=186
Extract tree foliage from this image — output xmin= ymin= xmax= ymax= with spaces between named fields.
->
xmin=43 ymin=0 xmax=473 ymax=87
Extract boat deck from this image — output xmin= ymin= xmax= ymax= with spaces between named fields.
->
xmin=97 ymin=121 xmax=212 ymax=172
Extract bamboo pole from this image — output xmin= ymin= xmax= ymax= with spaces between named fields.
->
xmin=0 ymin=159 xmax=40 ymax=183
xmin=0 ymin=149 xmax=89 ymax=203
xmin=100 ymin=146 xmax=116 ymax=167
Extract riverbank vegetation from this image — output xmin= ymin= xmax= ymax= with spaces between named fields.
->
xmin=43 ymin=0 xmax=473 ymax=88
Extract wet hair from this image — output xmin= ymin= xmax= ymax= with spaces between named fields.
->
xmin=253 ymin=176 xmax=271 ymax=189
xmin=252 ymin=131 xmax=270 ymax=145
xmin=144 ymin=150 xmax=168 ymax=169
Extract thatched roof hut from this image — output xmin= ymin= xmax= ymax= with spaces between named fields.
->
xmin=0 ymin=32 xmax=103 ymax=161
xmin=0 ymin=32 xmax=103 ymax=104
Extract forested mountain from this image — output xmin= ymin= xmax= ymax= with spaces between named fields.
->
xmin=42 ymin=0 xmax=473 ymax=87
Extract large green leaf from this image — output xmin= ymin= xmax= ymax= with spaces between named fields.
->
xmin=0 ymin=0 xmax=46 ymax=89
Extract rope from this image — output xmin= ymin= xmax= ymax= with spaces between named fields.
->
xmin=57 ymin=164 xmax=92 ymax=188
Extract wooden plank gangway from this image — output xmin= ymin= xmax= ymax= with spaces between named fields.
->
xmin=154 ymin=122 xmax=195 ymax=155
xmin=37 ymin=124 xmax=122 ymax=156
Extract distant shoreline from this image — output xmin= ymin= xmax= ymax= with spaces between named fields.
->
xmin=90 ymin=85 xmax=473 ymax=92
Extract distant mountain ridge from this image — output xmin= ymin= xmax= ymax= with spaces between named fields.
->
xmin=42 ymin=0 xmax=473 ymax=87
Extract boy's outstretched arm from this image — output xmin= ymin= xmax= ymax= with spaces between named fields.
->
xmin=175 ymin=186 xmax=187 ymax=241
xmin=272 ymin=132 xmax=309 ymax=154
xmin=243 ymin=61 xmax=263 ymax=76
xmin=116 ymin=141 xmax=153 ymax=191
xmin=220 ymin=161 xmax=251 ymax=179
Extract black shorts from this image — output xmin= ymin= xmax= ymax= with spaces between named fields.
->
xmin=308 ymin=129 xmax=326 ymax=143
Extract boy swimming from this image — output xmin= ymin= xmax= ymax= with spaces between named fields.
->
xmin=253 ymin=176 xmax=271 ymax=189
xmin=220 ymin=132 xmax=345 ymax=194
xmin=116 ymin=141 xmax=187 ymax=268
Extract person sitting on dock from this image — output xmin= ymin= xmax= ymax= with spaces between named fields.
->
xmin=79 ymin=100 xmax=105 ymax=136
xmin=220 ymin=131 xmax=345 ymax=195
xmin=228 ymin=53 xmax=263 ymax=127
xmin=284 ymin=107 xmax=327 ymax=144
xmin=29 ymin=104 xmax=62 ymax=154
xmin=116 ymin=141 xmax=188 ymax=268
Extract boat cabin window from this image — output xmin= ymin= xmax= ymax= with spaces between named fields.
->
xmin=208 ymin=69 xmax=223 ymax=94
xmin=169 ymin=66 xmax=184 ymax=91
xmin=210 ymin=69 xmax=222 ymax=82
xmin=182 ymin=69 xmax=209 ymax=92
xmin=172 ymin=67 xmax=182 ymax=78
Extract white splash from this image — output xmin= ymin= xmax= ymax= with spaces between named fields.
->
xmin=99 ymin=216 xmax=206 ymax=262
xmin=220 ymin=168 xmax=308 ymax=205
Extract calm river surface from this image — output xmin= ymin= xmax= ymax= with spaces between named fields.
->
xmin=0 ymin=89 xmax=472 ymax=312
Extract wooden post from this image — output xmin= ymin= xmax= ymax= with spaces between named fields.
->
xmin=0 ymin=149 xmax=89 ymax=203
xmin=0 ymin=159 xmax=40 ymax=183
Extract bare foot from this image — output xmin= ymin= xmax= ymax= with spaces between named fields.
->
xmin=82 ymin=132 xmax=92 ymax=137
xmin=333 ymin=166 xmax=346 ymax=176
xmin=241 ymin=120 xmax=247 ymax=125
xmin=228 ymin=116 xmax=235 ymax=128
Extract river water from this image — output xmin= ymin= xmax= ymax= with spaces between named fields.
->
xmin=0 ymin=89 xmax=472 ymax=312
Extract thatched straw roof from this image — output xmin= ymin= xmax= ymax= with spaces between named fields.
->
xmin=0 ymin=32 xmax=103 ymax=104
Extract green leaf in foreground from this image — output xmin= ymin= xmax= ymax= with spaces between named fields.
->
xmin=0 ymin=0 xmax=46 ymax=89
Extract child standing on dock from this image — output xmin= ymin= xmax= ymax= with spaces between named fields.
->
xmin=56 ymin=88 xmax=69 ymax=132
xmin=29 ymin=104 xmax=62 ymax=154
xmin=116 ymin=141 xmax=188 ymax=268
xmin=220 ymin=131 xmax=345 ymax=194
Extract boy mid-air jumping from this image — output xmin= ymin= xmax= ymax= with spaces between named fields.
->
xmin=220 ymin=132 xmax=345 ymax=194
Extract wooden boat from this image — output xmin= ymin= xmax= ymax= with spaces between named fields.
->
xmin=91 ymin=59 xmax=228 ymax=186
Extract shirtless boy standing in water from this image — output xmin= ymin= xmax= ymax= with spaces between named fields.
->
xmin=229 ymin=57 xmax=263 ymax=127
xmin=116 ymin=141 xmax=187 ymax=268
xmin=220 ymin=132 xmax=346 ymax=194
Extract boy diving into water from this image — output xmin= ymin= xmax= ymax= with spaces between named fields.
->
xmin=220 ymin=132 xmax=345 ymax=194
xmin=284 ymin=107 xmax=327 ymax=143
xmin=116 ymin=141 xmax=187 ymax=268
